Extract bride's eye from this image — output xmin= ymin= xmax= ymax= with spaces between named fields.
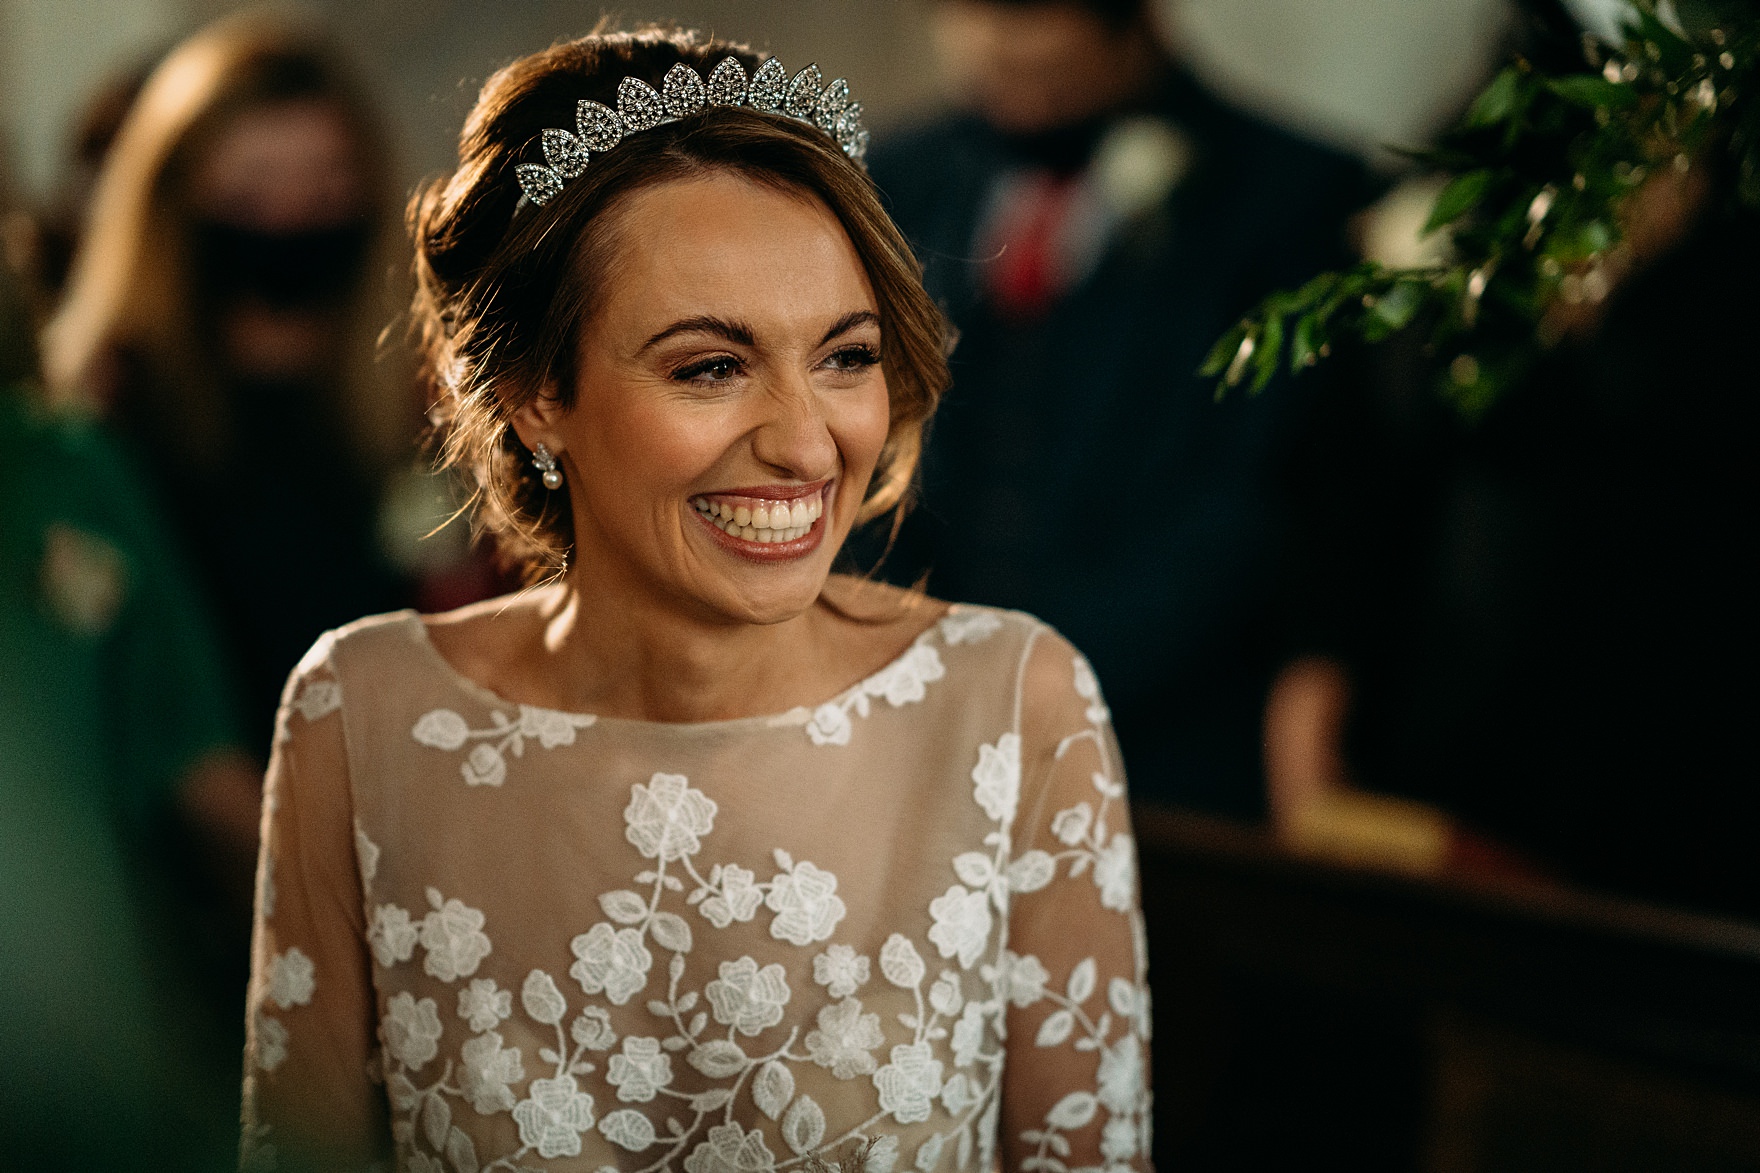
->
xmin=673 ymin=355 xmax=744 ymax=384
xmin=822 ymin=344 xmax=880 ymax=372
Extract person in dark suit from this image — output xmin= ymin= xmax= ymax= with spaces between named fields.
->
xmin=867 ymin=0 xmax=1375 ymax=815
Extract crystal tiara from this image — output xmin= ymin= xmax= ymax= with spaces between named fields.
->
xmin=515 ymin=57 xmax=869 ymax=208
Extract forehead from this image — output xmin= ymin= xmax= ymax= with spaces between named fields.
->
xmin=594 ymin=173 xmax=877 ymax=336
xmin=190 ymin=99 xmax=362 ymax=227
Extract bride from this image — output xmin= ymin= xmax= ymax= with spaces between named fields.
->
xmin=242 ymin=27 xmax=1150 ymax=1173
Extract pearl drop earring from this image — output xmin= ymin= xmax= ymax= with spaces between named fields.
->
xmin=532 ymin=442 xmax=564 ymax=490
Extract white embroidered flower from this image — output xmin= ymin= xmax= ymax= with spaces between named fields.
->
xmin=624 ymin=773 xmax=718 ymax=861
xmin=866 ymin=644 xmax=946 ymax=706
xmin=994 ymin=950 xmax=1050 ymax=1007
xmin=938 ymin=609 xmax=1003 ymax=646
xmin=571 ymin=1006 xmax=617 ymax=1051
xmin=292 ymin=679 xmax=342 ymax=722
xmin=950 ymin=1001 xmax=989 ymax=1067
xmin=865 ymin=1134 xmax=901 ymax=1173
xmin=419 ymin=890 xmax=493 ymax=981
xmin=458 ymin=978 xmax=512 ymax=1033
xmin=600 ymin=1108 xmax=658 ymax=1152
xmin=518 ymin=704 xmax=595 ymax=748
xmin=928 ymin=884 xmax=992 ymax=969
xmin=382 ymin=991 xmax=443 ymax=1070
xmin=1096 ymin=1035 xmax=1144 ymax=1114
xmin=1101 ymin=1115 xmax=1140 ymax=1162
xmin=872 ymin=1042 xmax=944 ymax=1125
xmin=1072 ymin=655 xmax=1110 ymax=724
xmin=705 ymin=956 xmax=790 ymax=1037
xmin=255 ymin=1012 xmax=288 ymax=1072
xmin=683 ymin=1121 xmax=776 ymax=1173
xmin=462 ymin=743 xmax=506 ymax=787
xmin=970 ymin=733 xmax=1021 ymax=824
xmin=607 ymin=1036 xmax=672 ymax=1102
xmin=699 ymin=864 xmax=764 ymax=928
xmin=459 ymin=1029 xmax=525 ymax=1114
xmin=512 ymin=1074 xmax=596 ymax=1159
xmin=412 ymin=709 xmax=470 ymax=750
xmin=806 ymin=702 xmax=853 ymax=747
xmin=806 ymin=997 xmax=884 ymax=1079
xmin=1093 ymin=833 xmax=1136 ymax=912
xmin=267 ymin=947 xmax=315 ymax=1009
xmin=812 ymin=945 xmax=870 ymax=998
xmin=353 ymin=820 xmax=380 ymax=886
xmin=1050 ymin=802 xmax=1094 ymax=846
xmin=929 ymin=970 xmax=965 ymax=1016
xmin=570 ymin=923 xmax=653 ymax=1005
xmin=368 ymin=904 xmax=418 ymax=969
xmin=764 ymin=860 xmax=847 ymax=945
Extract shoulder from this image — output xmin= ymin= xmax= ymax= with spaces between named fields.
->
xmin=276 ymin=610 xmax=426 ymax=730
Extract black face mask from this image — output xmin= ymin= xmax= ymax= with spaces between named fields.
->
xmin=192 ymin=219 xmax=372 ymax=309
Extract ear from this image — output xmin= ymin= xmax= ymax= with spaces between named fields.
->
xmin=508 ymin=379 xmax=569 ymax=454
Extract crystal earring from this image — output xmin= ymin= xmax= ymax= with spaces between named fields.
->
xmin=532 ymin=442 xmax=564 ymax=490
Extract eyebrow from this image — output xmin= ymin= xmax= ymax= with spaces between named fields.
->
xmin=636 ymin=309 xmax=881 ymax=355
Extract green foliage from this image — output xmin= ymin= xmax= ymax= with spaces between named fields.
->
xmin=1206 ymin=0 xmax=1760 ymax=414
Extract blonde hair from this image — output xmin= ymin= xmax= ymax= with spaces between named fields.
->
xmin=410 ymin=27 xmax=951 ymax=580
xmin=44 ymin=8 xmax=410 ymax=473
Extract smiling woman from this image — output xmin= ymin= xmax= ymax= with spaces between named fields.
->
xmin=240 ymin=26 xmax=1153 ymax=1173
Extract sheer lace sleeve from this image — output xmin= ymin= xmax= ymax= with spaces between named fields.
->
xmin=1000 ymin=629 xmax=1153 ymax=1173
xmin=241 ymin=642 xmax=389 ymax=1171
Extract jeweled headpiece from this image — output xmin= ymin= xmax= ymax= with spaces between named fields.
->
xmin=514 ymin=57 xmax=869 ymax=208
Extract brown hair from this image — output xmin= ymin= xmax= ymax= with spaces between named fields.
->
xmin=43 ymin=9 xmax=410 ymax=472
xmin=411 ymin=26 xmax=951 ymax=580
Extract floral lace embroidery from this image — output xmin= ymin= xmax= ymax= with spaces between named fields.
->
xmin=411 ymin=705 xmax=598 ymax=787
xmin=805 ymin=640 xmax=947 ymax=747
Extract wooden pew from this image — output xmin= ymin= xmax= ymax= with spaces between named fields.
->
xmin=1134 ymin=806 xmax=1760 ymax=1172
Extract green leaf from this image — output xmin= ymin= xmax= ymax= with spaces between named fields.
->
xmin=1424 ymin=170 xmax=1495 ymax=235
xmin=1363 ymin=281 xmax=1425 ymax=341
xmin=1290 ymin=314 xmax=1320 ymax=374
xmin=1250 ymin=313 xmax=1284 ymax=394
xmin=1199 ymin=322 xmax=1249 ymax=378
xmin=1464 ymin=68 xmax=1525 ymax=129
xmin=1546 ymin=75 xmax=1639 ymax=110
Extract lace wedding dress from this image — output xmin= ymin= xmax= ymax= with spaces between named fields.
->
xmin=241 ymin=603 xmax=1152 ymax=1173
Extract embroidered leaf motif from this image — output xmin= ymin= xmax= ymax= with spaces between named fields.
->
xmin=599 ymin=1108 xmax=657 ymax=1151
xmin=540 ymin=1047 xmax=561 ymax=1065
xmin=1067 ymin=958 xmax=1097 ymax=1004
xmin=688 ymin=1040 xmax=749 ymax=1079
xmin=522 ymin=969 xmax=567 ymax=1025
xmin=650 ymin=911 xmax=693 ymax=953
xmin=1007 ymin=850 xmax=1056 ymax=894
xmin=782 ymin=1094 xmax=825 ymax=1155
xmin=600 ymin=890 xmax=648 ymax=925
xmin=446 ymin=1125 xmax=479 ymax=1173
xmin=422 ymin=1091 xmax=451 ymax=1151
xmin=1046 ymin=1090 xmax=1098 ymax=1130
xmin=1036 ymin=1009 xmax=1075 ymax=1047
xmin=575 ymin=100 xmax=623 ymax=152
xmin=880 ymin=934 xmax=926 ymax=988
xmin=412 ymin=709 xmax=470 ymax=750
xmin=952 ymin=852 xmax=994 ymax=888
xmin=752 ymin=1059 xmax=795 ymax=1120
xmin=1109 ymin=977 xmax=1138 ymax=1018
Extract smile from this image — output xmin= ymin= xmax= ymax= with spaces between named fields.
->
xmin=690 ymin=488 xmax=825 ymax=544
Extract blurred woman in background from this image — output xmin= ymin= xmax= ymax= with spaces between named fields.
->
xmin=45 ymin=10 xmax=420 ymax=759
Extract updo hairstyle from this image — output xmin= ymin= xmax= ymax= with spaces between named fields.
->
xmin=410 ymin=26 xmax=951 ymax=580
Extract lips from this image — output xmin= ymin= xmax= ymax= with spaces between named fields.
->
xmin=689 ymin=483 xmax=829 ymax=559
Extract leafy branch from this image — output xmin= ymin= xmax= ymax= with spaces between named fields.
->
xmin=1202 ymin=0 xmax=1760 ymax=414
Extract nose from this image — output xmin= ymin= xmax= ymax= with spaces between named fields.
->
xmin=751 ymin=373 xmax=837 ymax=481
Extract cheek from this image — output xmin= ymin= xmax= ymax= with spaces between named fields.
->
xmin=578 ymin=396 xmax=724 ymax=514
xmin=831 ymin=379 xmax=894 ymax=476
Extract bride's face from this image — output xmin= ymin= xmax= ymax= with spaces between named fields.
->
xmin=523 ymin=172 xmax=891 ymax=625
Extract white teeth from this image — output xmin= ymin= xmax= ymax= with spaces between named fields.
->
xmin=790 ymin=500 xmax=808 ymax=527
xmin=734 ymin=506 xmax=751 ymax=527
xmin=697 ymin=490 xmax=826 ymax=541
xmin=752 ymin=504 xmax=771 ymax=529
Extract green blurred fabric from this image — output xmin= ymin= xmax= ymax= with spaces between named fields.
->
xmin=0 ymin=383 xmax=242 ymax=1169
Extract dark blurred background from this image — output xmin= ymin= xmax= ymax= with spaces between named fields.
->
xmin=3 ymin=0 xmax=1757 ymax=1170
